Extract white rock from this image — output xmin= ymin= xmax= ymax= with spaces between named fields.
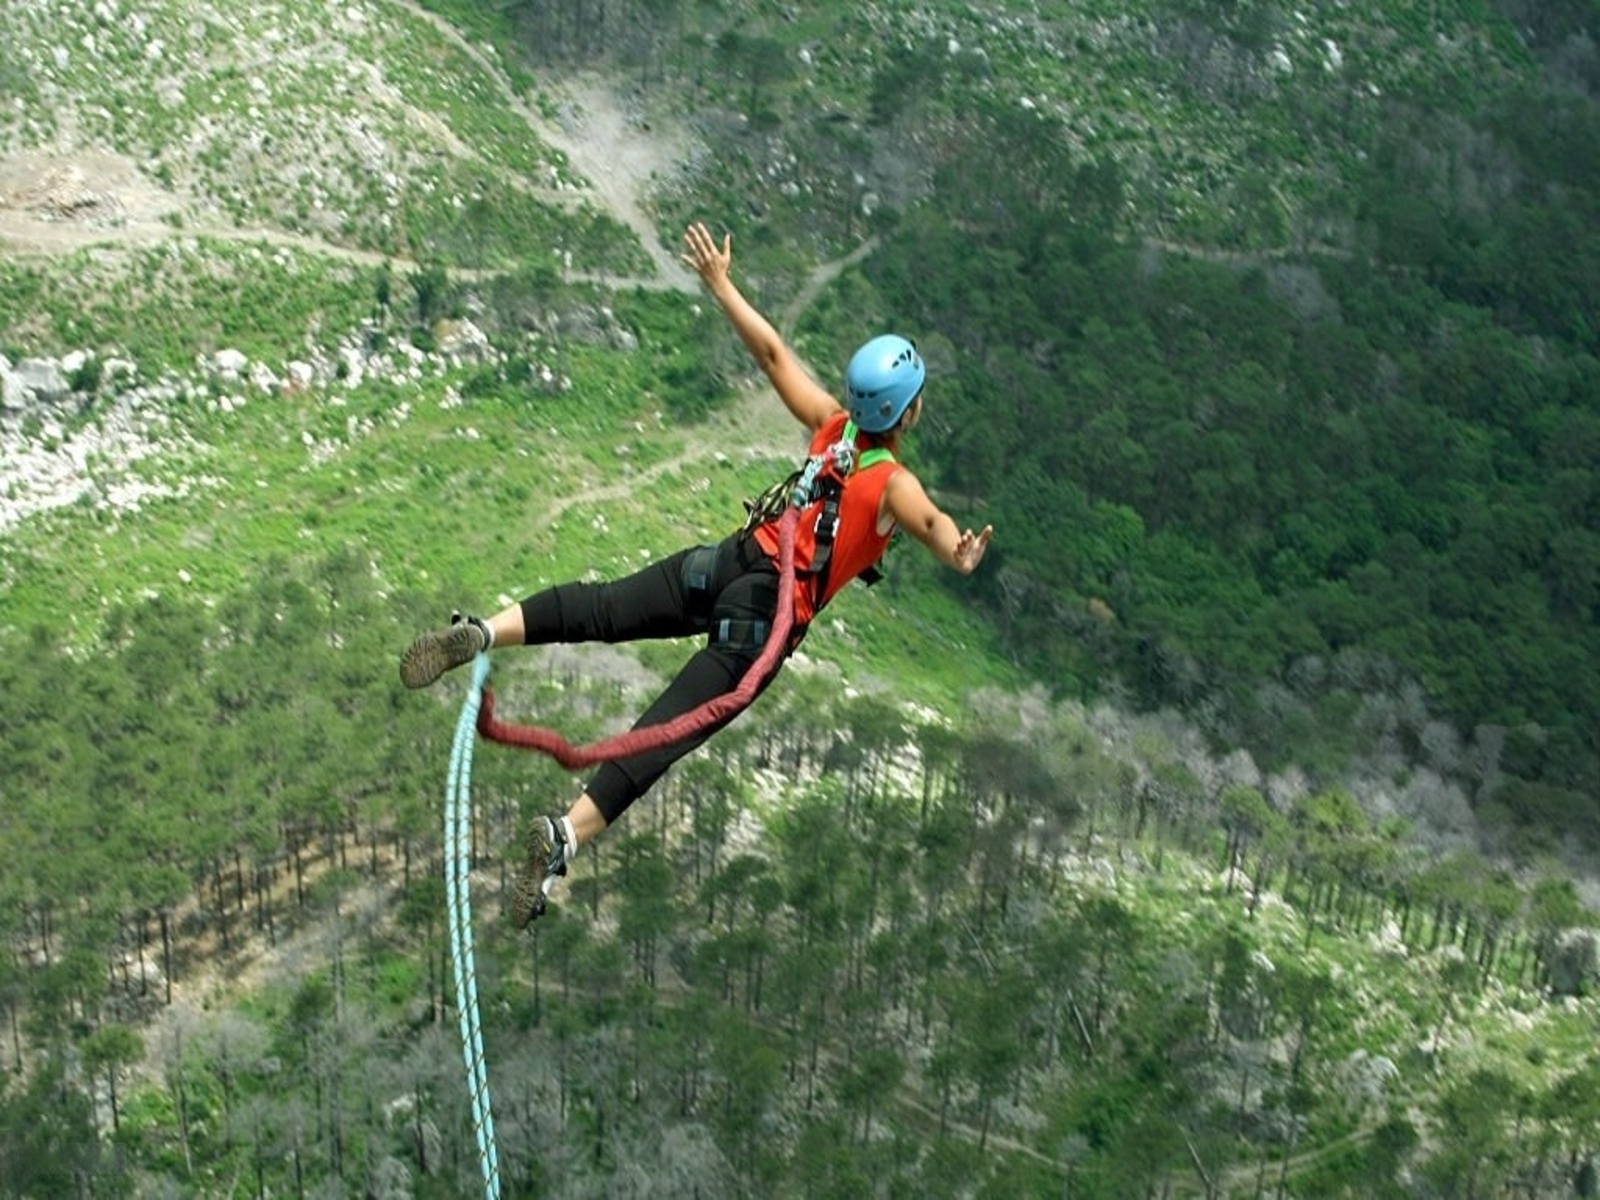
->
xmin=338 ymin=347 xmax=365 ymax=388
xmin=214 ymin=348 xmax=248 ymax=377
xmin=0 ymin=358 xmax=24 ymax=412
xmin=15 ymin=359 xmax=68 ymax=403
xmin=436 ymin=318 xmax=491 ymax=362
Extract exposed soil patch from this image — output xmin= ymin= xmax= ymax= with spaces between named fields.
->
xmin=0 ymin=149 xmax=185 ymax=255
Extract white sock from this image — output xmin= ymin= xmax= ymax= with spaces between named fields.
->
xmin=476 ymin=616 xmax=494 ymax=649
xmin=558 ymin=815 xmax=578 ymax=859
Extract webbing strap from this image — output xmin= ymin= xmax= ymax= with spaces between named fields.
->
xmin=476 ymin=506 xmax=800 ymax=765
xmin=843 ymin=419 xmax=895 ymax=470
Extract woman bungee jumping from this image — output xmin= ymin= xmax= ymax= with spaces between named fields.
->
xmin=400 ymin=220 xmax=992 ymax=926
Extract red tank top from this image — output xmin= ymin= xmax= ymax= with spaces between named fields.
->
xmin=754 ymin=412 xmax=899 ymax=627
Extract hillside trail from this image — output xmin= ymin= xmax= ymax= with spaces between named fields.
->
xmin=0 ymin=0 xmax=874 ymax=482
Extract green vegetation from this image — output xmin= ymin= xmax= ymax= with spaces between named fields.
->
xmin=4 ymin=567 xmax=1599 ymax=1196
xmin=3 ymin=0 xmax=1599 ymax=1195
xmin=0 ymin=241 xmax=378 ymax=369
xmin=0 ymin=0 xmax=644 ymax=272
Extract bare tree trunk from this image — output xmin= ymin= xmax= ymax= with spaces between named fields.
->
xmin=160 ymin=909 xmax=174 ymax=1005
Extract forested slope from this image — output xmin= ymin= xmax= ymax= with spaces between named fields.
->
xmin=628 ymin=0 xmax=1600 ymax=855
xmin=7 ymin=551 xmax=1600 ymax=1197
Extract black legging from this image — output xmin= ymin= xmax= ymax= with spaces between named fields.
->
xmin=517 ymin=532 xmax=786 ymax=824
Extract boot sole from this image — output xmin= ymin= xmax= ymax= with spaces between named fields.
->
xmin=399 ymin=623 xmax=481 ymax=689
xmin=511 ymin=822 xmax=555 ymax=929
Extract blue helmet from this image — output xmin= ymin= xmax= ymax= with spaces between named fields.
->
xmin=845 ymin=334 xmax=925 ymax=433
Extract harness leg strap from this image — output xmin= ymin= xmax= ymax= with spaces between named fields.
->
xmin=680 ymin=544 xmax=719 ymax=624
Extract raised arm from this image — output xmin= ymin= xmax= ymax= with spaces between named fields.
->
xmin=883 ymin=468 xmax=993 ymax=574
xmin=681 ymin=221 xmax=842 ymax=433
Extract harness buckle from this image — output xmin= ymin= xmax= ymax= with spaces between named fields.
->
xmin=711 ymin=618 xmax=771 ymax=652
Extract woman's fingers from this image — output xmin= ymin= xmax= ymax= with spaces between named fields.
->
xmin=681 ymin=222 xmax=728 ymax=277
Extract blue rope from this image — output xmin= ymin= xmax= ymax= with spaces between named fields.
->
xmin=446 ymin=653 xmax=500 ymax=1200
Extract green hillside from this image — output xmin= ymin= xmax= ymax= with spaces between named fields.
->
xmin=2 ymin=0 xmax=1599 ymax=1196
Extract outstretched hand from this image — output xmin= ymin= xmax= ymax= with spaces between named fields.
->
xmin=681 ymin=221 xmax=732 ymax=289
xmin=953 ymin=525 xmax=994 ymax=574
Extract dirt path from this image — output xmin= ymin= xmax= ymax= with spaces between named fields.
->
xmin=778 ymin=235 xmax=879 ymax=337
xmin=0 ymin=151 xmax=188 ymax=256
xmin=546 ymin=385 xmax=801 ymax=528
xmin=0 ymin=146 xmax=674 ymax=292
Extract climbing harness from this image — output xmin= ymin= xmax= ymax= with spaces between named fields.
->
xmin=446 ymin=655 xmax=500 ymax=1200
xmin=742 ymin=419 xmax=895 ymax=533
xmin=740 ymin=419 xmax=896 ymax=593
xmin=800 ymin=425 xmax=896 ymax=596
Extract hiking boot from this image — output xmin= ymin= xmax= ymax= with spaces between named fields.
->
xmin=511 ymin=815 xmax=571 ymax=928
xmin=399 ymin=613 xmax=489 ymax=689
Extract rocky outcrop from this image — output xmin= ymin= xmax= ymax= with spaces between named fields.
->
xmin=1 ymin=350 xmax=179 ymax=535
xmin=0 ymin=319 xmax=577 ymax=534
xmin=1548 ymin=928 xmax=1599 ymax=998
xmin=2 ymin=354 xmax=72 ymax=419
